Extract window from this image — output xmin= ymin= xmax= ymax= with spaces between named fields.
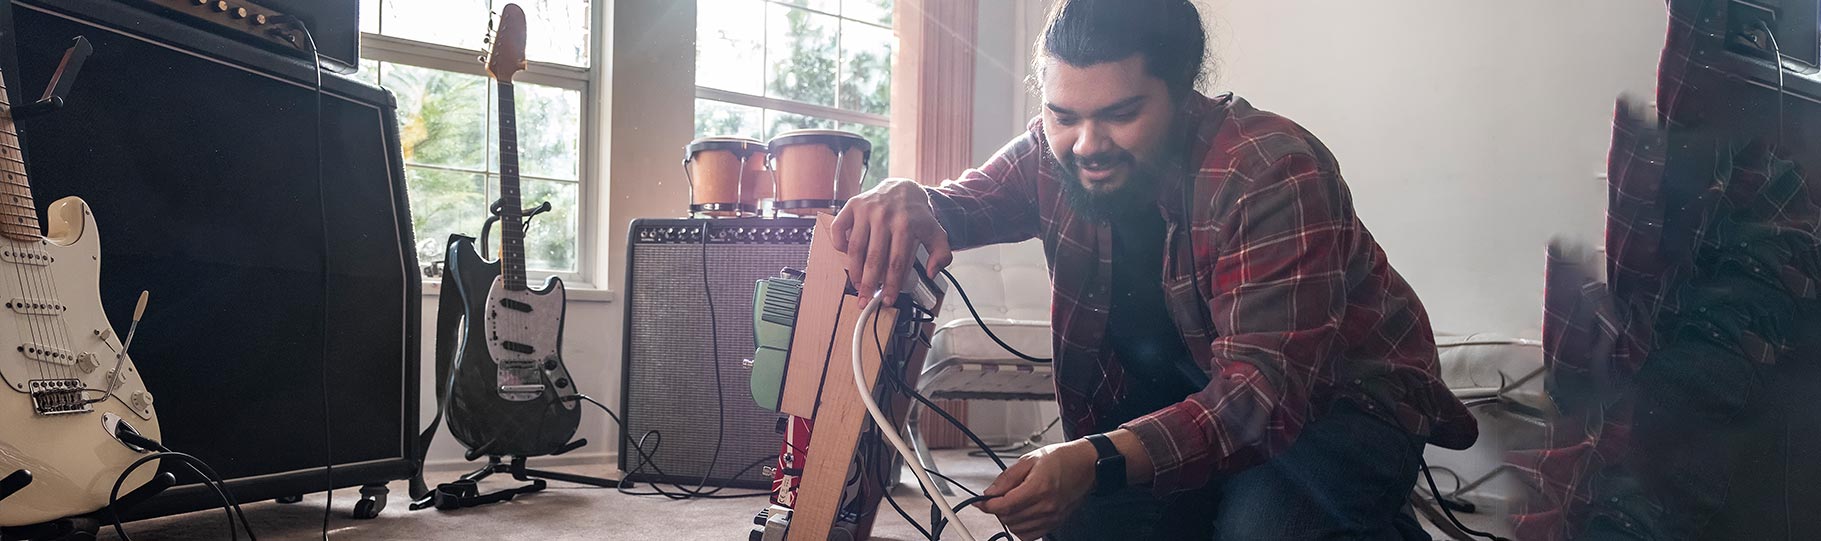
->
xmin=695 ymin=0 xmax=895 ymax=189
xmin=358 ymin=0 xmax=594 ymax=282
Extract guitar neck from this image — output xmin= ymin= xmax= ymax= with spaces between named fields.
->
xmin=0 ymin=76 xmax=43 ymax=242
xmin=496 ymin=81 xmax=527 ymax=291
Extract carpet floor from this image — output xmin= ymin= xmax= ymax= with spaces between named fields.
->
xmin=95 ymin=450 xmax=1510 ymax=540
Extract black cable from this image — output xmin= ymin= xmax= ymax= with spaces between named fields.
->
xmin=1420 ymin=454 xmax=1508 ymax=541
xmin=690 ymin=225 xmax=730 ymax=494
xmin=938 ymin=269 xmax=1050 ymax=363
xmin=879 ymin=325 xmax=1008 ymax=471
xmin=934 ymin=494 xmax=1005 ymax=539
xmin=873 ymin=308 xmax=1013 ymax=541
xmin=106 ymin=450 xmax=253 ymax=541
xmin=277 ymin=17 xmax=334 ymax=540
xmin=568 ymin=394 xmax=771 ymax=499
xmin=923 ymin=470 xmax=981 ymax=497
xmin=873 ymin=435 xmax=937 ymax=541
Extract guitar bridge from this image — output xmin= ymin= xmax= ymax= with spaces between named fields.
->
xmin=29 ymin=379 xmax=91 ymax=415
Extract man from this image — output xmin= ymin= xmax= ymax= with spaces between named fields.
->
xmin=833 ymin=0 xmax=1477 ymax=538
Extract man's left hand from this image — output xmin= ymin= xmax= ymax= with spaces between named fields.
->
xmin=975 ymin=439 xmax=1099 ymax=539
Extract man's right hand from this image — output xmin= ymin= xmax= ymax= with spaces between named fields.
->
xmin=831 ymin=178 xmax=955 ymax=303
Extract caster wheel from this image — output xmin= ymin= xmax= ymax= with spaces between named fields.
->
xmin=350 ymin=484 xmax=388 ymax=519
xmin=275 ymin=494 xmax=304 ymax=504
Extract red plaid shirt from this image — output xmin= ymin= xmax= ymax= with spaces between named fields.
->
xmin=1512 ymin=1 xmax=1821 ymax=538
xmin=926 ymin=93 xmax=1477 ymax=495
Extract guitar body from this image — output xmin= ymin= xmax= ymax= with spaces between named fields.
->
xmin=0 ymin=197 xmax=160 ymax=527
xmin=442 ymin=235 xmax=580 ymax=458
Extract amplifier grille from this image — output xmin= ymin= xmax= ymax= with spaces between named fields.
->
xmin=623 ymin=219 xmax=813 ymax=488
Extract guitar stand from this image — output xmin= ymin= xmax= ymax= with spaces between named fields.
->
xmin=408 ymin=450 xmax=624 ymax=512
xmin=0 ymin=472 xmax=176 ymax=541
xmin=478 ymin=200 xmax=552 ymax=255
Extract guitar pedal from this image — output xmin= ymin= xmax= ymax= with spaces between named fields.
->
xmin=751 ymin=271 xmax=804 ymax=411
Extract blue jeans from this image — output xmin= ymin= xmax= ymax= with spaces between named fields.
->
xmin=1053 ymin=400 xmax=1431 ymax=540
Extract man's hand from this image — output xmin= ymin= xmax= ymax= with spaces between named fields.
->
xmin=831 ymin=178 xmax=954 ymax=301
xmin=975 ymin=439 xmax=1098 ymax=540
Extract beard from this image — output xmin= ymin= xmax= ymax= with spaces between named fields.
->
xmin=1053 ymin=149 xmax=1174 ymax=221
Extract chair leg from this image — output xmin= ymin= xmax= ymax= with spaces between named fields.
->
xmin=904 ymin=400 xmax=953 ymax=496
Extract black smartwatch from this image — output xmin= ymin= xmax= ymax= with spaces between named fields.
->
xmin=1083 ymin=433 xmax=1126 ymax=495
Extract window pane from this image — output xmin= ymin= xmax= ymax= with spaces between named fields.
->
xmin=355 ymin=58 xmax=382 ymax=86
xmin=384 ymin=63 xmax=490 ymax=170
xmin=496 ymin=83 xmax=582 ymax=180
xmin=838 ymin=20 xmax=892 ymax=115
xmin=521 ymin=179 xmax=579 ymax=272
xmin=842 ymin=0 xmax=892 ymax=27
xmin=765 ymin=110 xmax=837 ymax=139
xmin=841 ymin=122 xmax=890 ymax=189
xmin=766 ymin=4 xmax=838 ymax=107
xmin=696 ymin=0 xmax=766 ymax=95
xmin=378 ymin=0 xmax=491 ymax=50
xmin=695 ymin=99 xmax=764 ymax=139
xmin=405 ymin=167 xmax=487 ymax=267
xmin=360 ymin=0 xmax=379 ymax=34
xmin=520 ymin=0 xmax=591 ymax=67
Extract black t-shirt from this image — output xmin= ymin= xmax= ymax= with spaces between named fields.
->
xmin=1100 ymin=210 xmax=1202 ymax=431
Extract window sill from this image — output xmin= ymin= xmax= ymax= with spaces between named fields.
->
xmin=420 ymin=281 xmax=616 ymax=304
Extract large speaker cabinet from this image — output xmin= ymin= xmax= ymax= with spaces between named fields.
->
xmin=620 ymin=218 xmax=813 ymax=489
xmin=0 ymin=0 xmax=420 ymax=520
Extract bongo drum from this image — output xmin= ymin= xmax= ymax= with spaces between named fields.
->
xmin=683 ymin=136 xmax=768 ymax=217
xmin=768 ymin=129 xmax=872 ymax=216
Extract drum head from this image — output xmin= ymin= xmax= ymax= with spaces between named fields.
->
xmin=768 ymin=129 xmax=873 ymax=155
xmin=685 ymin=136 xmax=767 ymax=160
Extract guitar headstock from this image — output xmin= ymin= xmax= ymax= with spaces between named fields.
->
xmin=484 ymin=3 xmax=528 ymax=82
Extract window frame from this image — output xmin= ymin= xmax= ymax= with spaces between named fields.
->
xmin=359 ymin=11 xmax=600 ymax=288
xmin=694 ymin=0 xmax=893 ymax=144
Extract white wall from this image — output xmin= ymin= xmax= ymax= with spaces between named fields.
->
xmin=1200 ymin=0 xmax=1667 ymax=335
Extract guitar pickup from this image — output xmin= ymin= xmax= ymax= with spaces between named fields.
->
xmin=0 ymin=247 xmax=51 ymax=266
xmin=8 ymin=298 xmax=67 ymax=315
xmin=20 ymin=342 xmax=75 ymax=366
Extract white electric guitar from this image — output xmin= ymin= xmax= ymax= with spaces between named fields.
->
xmin=0 ymin=69 xmax=161 ymax=526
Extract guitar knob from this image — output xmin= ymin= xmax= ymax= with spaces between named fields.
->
xmin=130 ymin=390 xmax=153 ymax=408
xmin=75 ymin=352 xmax=98 ymax=373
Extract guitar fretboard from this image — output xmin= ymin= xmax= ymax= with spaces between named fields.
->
xmin=0 ymin=75 xmax=42 ymax=242
xmin=497 ymin=82 xmax=527 ymax=291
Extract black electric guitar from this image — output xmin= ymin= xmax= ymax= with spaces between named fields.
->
xmin=440 ymin=4 xmax=581 ymax=459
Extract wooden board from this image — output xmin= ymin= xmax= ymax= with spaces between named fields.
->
xmin=779 ymin=213 xmax=847 ymax=418
xmin=787 ymin=295 xmax=898 ymax=541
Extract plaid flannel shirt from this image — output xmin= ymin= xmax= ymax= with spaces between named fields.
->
xmin=925 ymin=93 xmax=1477 ymax=496
xmin=1512 ymin=1 xmax=1821 ymax=537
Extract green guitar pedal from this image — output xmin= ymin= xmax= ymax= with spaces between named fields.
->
xmin=750 ymin=272 xmax=803 ymax=411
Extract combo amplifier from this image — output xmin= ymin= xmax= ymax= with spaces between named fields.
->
xmin=620 ymin=217 xmax=815 ymax=489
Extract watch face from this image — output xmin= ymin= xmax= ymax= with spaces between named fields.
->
xmin=1096 ymin=455 xmax=1127 ymax=494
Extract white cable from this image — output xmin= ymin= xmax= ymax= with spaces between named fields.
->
xmin=854 ymin=296 xmax=977 ymax=541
